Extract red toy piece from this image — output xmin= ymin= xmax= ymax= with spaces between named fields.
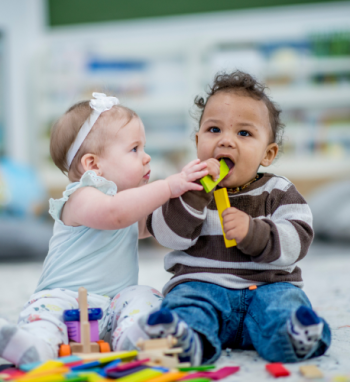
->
xmin=266 ymin=363 xmax=290 ymax=378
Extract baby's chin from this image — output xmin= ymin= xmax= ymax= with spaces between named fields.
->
xmin=138 ymin=179 xmax=149 ymax=187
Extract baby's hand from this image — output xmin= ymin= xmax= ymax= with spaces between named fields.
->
xmin=222 ymin=207 xmax=250 ymax=244
xmin=205 ymin=158 xmax=221 ymax=182
xmin=166 ymin=159 xmax=208 ymax=198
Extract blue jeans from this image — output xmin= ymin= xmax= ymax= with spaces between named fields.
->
xmin=161 ymin=282 xmax=331 ymax=364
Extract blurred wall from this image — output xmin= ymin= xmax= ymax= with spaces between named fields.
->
xmin=1 ymin=0 xmax=350 ymax=200
xmin=0 ymin=0 xmax=45 ymax=163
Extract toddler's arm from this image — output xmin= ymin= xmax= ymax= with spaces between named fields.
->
xmin=61 ymin=159 xmax=208 ymax=230
xmin=226 ymin=183 xmax=314 ymax=266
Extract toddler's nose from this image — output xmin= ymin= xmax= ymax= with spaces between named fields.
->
xmin=218 ymin=134 xmax=236 ymax=148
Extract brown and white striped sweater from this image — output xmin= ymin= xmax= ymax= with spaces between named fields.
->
xmin=147 ymin=173 xmax=314 ymax=295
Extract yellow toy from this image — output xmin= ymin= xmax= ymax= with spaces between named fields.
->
xmin=200 ymin=159 xmax=230 ymax=193
xmin=213 ymin=188 xmax=237 ymax=247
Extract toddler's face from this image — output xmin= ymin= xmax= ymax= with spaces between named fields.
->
xmin=98 ymin=116 xmax=151 ymax=191
xmin=196 ymin=91 xmax=278 ymax=189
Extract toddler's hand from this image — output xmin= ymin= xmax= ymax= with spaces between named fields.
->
xmin=205 ymin=158 xmax=221 ymax=182
xmin=222 ymin=207 xmax=250 ymax=244
xmin=166 ymin=159 xmax=208 ymax=198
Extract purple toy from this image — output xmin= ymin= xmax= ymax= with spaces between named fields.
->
xmin=66 ymin=320 xmax=99 ymax=342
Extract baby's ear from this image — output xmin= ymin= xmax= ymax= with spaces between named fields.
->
xmin=260 ymin=143 xmax=278 ymax=167
xmin=81 ymin=153 xmax=100 ymax=172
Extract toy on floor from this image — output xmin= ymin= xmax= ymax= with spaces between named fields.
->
xmin=266 ymin=362 xmax=290 ymax=378
xmin=136 ymin=336 xmax=191 ymax=368
xmin=0 ymin=350 xmax=241 ymax=382
xmin=299 ymin=364 xmax=323 ymax=379
xmin=59 ymin=286 xmax=111 ymax=357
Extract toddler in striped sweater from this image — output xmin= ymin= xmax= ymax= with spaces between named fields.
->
xmin=127 ymin=71 xmax=331 ymax=365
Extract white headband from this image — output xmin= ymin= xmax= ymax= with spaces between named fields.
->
xmin=66 ymin=92 xmax=120 ymax=169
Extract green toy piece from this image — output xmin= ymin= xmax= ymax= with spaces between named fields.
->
xmin=178 ymin=365 xmax=216 ymax=372
xmin=200 ymin=159 xmax=230 ymax=193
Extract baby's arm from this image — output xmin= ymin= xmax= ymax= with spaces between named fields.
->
xmin=146 ymin=159 xmax=220 ymax=250
xmin=223 ymin=183 xmax=314 ymax=266
xmin=62 ymin=159 xmax=208 ymax=230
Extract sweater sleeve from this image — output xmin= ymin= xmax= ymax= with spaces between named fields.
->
xmin=146 ymin=186 xmax=213 ymax=250
xmin=237 ymin=183 xmax=314 ymax=265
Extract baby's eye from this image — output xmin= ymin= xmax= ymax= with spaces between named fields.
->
xmin=132 ymin=146 xmax=138 ymax=152
xmin=238 ymin=130 xmax=250 ymax=137
xmin=209 ymin=127 xmax=220 ymax=133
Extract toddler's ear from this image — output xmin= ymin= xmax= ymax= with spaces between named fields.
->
xmin=260 ymin=143 xmax=278 ymax=167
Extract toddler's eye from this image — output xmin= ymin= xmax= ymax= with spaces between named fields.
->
xmin=238 ymin=130 xmax=250 ymax=137
xmin=209 ymin=127 xmax=220 ymax=133
xmin=132 ymin=146 xmax=138 ymax=152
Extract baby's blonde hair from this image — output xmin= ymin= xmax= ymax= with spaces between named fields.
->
xmin=50 ymin=100 xmax=138 ymax=182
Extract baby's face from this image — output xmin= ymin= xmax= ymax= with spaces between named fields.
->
xmin=98 ymin=116 xmax=151 ymax=191
xmin=196 ymin=91 xmax=278 ymax=189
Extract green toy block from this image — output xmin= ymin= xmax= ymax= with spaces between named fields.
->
xmin=200 ymin=159 xmax=230 ymax=193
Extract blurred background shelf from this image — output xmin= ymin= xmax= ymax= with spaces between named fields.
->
xmin=1 ymin=0 xmax=350 ymax=230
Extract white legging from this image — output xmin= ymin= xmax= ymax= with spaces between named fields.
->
xmin=18 ymin=285 xmax=163 ymax=356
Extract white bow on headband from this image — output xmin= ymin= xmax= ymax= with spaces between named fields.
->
xmin=66 ymin=93 xmax=120 ymax=169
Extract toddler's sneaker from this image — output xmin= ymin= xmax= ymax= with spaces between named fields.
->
xmin=138 ymin=308 xmax=203 ymax=366
xmin=287 ymin=306 xmax=323 ymax=357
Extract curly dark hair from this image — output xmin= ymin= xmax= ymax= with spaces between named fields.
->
xmin=194 ymin=70 xmax=284 ymax=147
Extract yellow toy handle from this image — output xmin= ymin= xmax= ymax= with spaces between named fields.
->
xmin=214 ymin=188 xmax=237 ymax=248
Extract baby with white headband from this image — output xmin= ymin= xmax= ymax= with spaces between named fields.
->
xmin=0 ymin=93 xmax=209 ymax=365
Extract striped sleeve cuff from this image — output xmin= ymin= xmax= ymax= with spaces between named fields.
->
xmin=237 ymin=216 xmax=271 ymax=257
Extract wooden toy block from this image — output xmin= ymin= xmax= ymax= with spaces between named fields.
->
xmin=19 ymin=362 xmax=42 ymax=372
xmin=266 ymin=363 xmax=290 ymax=378
xmin=0 ymin=368 xmax=25 ymax=380
xmin=138 ymin=351 xmax=179 ymax=369
xmin=213 ymin=188 xmax=237 ymax=247
xmin=107 ymin=365 xmax=148 ymax=379
xmin=136 ymin=335 xmax=189 ymax=368
xmin=57 ymin=355 xmax=82 ymax=364
xmin=18 ymin=367 xmax=70 ymax=381
xmin=178 ymin=365 xmax=215 ymax=371
xmin=116 ymin=368 xmax=163 ymax=382
xmin=107 ymin=358 xmax=149 ymax=372
xmin=71 ymin=360 xmax=101 ymax=371
xmin=249 ymin=285 xmax=257 ymax=290
xmin=70 ymin=342 xmax=100 ymax=353
xmin=72 ymin=371 xmax=109 ymax=382
xmin=299 ymin=365 xmax=323 ymax=379
xmin=73 ymin=350 xmax=138 ymax=362
xmin=146 ymin=371 xmax=188 ymax=382
xmin=179 ymin=366 xmax=240 ymax=380
xmin=200 ymin=159 xmax=230 ymax=193
xmin=26 ymin=360 xmax=64 ymax=375
xmin=16 ymin=373 xmax=67 ymax=382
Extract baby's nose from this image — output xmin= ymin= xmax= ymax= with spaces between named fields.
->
xmin=144 ymin=153 xmax=151 ymax=164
